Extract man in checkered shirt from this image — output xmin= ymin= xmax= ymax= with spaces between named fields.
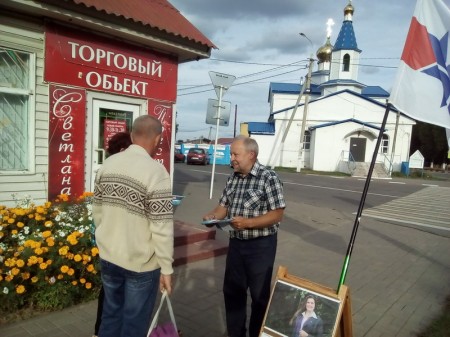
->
xmin=203 ymin=135 xmax=286 ymax=337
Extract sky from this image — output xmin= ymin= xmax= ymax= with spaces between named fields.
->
xmin=169 ymin=0 xmax=450 ymax=142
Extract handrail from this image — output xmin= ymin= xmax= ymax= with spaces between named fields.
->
xmin=340 ymin=150 xmax=357 ymax=174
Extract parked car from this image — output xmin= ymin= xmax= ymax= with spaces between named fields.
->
xmin=174 ymin=149 xmax=185 ymax=163
xmin=186 ymin=148 xmax=210 ymax=165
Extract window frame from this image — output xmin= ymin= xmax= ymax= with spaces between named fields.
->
xmin=381 ymin=134 xmax=389 ymax=154
xmin=342 ymin=54 xmax=350 ymax=72
xmin=0 ymin=46 xmax=36 ymax=175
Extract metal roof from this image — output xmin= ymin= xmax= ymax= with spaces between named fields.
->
xmin=361 ymin=86 xmax=389 ymax=97
xmin=268 ymin=82 xmax=321 ymax=101
xmin=69 ymin=0 xmax=216 ymax=49
xmin=248 ymin=122 xmax=275 ymax=135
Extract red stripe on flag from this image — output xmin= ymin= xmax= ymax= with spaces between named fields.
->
xmin=401 ymin=17 xmax=436 ymax=70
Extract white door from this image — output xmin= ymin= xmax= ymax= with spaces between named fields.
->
xmin=89 ymin=99 xmax=141 ymax=191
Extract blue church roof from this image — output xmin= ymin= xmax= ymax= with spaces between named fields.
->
xmin=361 ymin=86 xmax=389 ymax=97
xmin=333 ymin=21 xmax=361 ymax=52
xmin=248 ymin=122 xmax=275 ymax=135
xmin=269 ymin=82 xmax=321 ymax=100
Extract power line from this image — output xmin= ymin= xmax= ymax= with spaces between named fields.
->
xmin=177 ymin=57 xmax=398 ymax=95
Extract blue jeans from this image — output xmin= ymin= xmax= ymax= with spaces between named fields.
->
xmin=98 ymin=259 xmax=160 ymax=337
xmin=223 ymin=234 xmax=277 ymax=337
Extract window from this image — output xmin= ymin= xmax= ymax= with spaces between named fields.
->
xmin=0 ymin=48 xmax=33 ymax=171
xmin=381 ymin=134 xmax=389 ymax=154
xmin=342 ymin=54 xmax=350 ymax=72
xmin=302 ymin=130 xmax=311 ymax=150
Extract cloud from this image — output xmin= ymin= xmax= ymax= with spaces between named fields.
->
xmin=170 ymin=0 xmax=450 ymax=141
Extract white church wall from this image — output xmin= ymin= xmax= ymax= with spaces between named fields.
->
xmin=311 ymin=124 xmax=361 ymax=171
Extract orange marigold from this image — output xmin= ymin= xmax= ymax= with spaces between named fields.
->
xmin=16 ymin=285 xmax=26 ymax=294
xmin=42 ymin=230 xmax=52 ymax=238
xmin=91 ymin=247 xmax=99 ymax=256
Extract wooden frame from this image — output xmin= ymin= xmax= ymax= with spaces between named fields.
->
xmin=260 ymin=266 xmax=352 ymax=337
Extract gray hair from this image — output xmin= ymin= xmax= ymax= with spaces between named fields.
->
xmin=234 ymin=135 xmax=259 ymax=157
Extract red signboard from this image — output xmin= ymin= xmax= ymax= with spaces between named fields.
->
xmin=148 ymin=100 xmax=173 ymax=173
xmin=44 ymin=24 xmax=178 ymax=102
xmin=48 ymin=85 xmax=86 ymax=200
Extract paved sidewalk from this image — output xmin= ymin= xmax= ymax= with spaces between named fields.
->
xmin=1 ymin=183 xmax=450 ymax=336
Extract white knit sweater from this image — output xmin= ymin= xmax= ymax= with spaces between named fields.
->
xmin=93 ymin=144 xmax=174 ymax=275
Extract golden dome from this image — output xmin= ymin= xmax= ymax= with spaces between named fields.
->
xmin=344 ymin=1 xmax=354 ymax=16
xmin=316 ymin=37 xmax=333 ymax=63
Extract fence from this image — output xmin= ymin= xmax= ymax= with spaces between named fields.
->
xmin=176 ymin=143 xmax=231 ymax=165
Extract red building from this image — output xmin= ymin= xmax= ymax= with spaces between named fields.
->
xmin=0 ymin=0 xmax=215 ymax=205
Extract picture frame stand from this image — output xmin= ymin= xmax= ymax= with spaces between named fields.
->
xmin=260 ymin=266 xmax=353 ymax=337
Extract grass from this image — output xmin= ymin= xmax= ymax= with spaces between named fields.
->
xmin=417 ymin=296 xmax=450 ymax=337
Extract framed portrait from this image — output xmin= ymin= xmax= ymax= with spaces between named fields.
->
xmin=259 ymin=266 xmax=351 ymax=337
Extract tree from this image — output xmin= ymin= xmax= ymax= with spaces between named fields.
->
xmin=410 ymin=121 xmax=448 ymax=166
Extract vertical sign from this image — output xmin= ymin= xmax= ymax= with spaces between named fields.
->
xmin=148 ymin=99 xmax=173 ymax=173
xmin=48 ymin=85 xmax=86 ymax=200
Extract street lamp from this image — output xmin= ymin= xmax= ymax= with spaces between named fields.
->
xmin=269 ymin=33 xmax=315 ymax=170
xmin=300 ymin=32 xmax=313 ymax=50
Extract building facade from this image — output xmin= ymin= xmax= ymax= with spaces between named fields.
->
xmin=0 ymin=0 xmax=215 ymax=206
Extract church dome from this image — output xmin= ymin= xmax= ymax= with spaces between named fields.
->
xmin=316 ymin=37 xmax=333 ymax=63
xmin=344 ymin=1 xmax=354 ymax=16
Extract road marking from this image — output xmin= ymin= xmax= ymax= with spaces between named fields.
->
xmin=362 ymin=186 xmax=450 ymax=230
xmin=389 ymin=181 xmax=406 ymax=184
xmin=282 ymin=181 xmax=400 ymax=198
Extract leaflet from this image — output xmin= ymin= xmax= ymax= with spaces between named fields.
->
xmin=201 ymin=218 xmax=234 ymax=232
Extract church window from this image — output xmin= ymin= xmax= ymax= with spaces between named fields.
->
xmin=381 ymin=134 xmax=389 ymax=154
xmin=343 ymin=54 xmax=350 ymax=72
xmin=302 ymin=130 xmax=311 ymax=150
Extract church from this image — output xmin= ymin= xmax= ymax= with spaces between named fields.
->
xmin=247 ymin=1 xmax=415 ymax=177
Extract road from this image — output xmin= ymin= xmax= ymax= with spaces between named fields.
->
xmin=172 ymin=163 xmax=450 ymax=336
xmin=173 ymin=163 xmax=450 ymax=237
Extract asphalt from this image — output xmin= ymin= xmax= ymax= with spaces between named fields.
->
xmin=1 ymin=172 xmax=450 ymax=337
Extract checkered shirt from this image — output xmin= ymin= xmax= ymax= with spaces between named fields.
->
xmin=219 ymin=161 xmax=286 ymax=239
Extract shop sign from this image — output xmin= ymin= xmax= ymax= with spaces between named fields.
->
xmin=148 ymin=99 xmax=173 ymax=172
xmin=48 ymin=85 xmax=86 ymax=200
xmin=44 ymin=24 xmax=177 ymax=101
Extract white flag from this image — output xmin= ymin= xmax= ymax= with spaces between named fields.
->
xmin=390 ymin=0 xmax=450 ymax=129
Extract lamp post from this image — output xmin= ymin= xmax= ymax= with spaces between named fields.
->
xmin=297 ymin=33 xmax=315 ymax=172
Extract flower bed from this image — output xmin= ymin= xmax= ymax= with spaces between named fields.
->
xmin=0 ymin=193 xmax=101 ymax=319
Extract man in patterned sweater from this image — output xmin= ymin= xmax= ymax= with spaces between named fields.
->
xmin=93 ymin=115 xmax=173 ymax=337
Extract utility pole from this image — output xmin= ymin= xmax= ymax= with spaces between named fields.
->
xmin=297 ymin=56 xmax=314 ymax=172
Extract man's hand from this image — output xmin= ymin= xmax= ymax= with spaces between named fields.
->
xmin=160 ymin=274 xmax=172 ymax=295
xmin=230 ymin=216 xmax=248 ymax=230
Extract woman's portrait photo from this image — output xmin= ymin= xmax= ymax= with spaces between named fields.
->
xmin=261 ymin=280 xmax=341 ymax=337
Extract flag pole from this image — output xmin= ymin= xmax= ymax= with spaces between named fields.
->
xmin=337 ymin=102 xmax=393 ymax=293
